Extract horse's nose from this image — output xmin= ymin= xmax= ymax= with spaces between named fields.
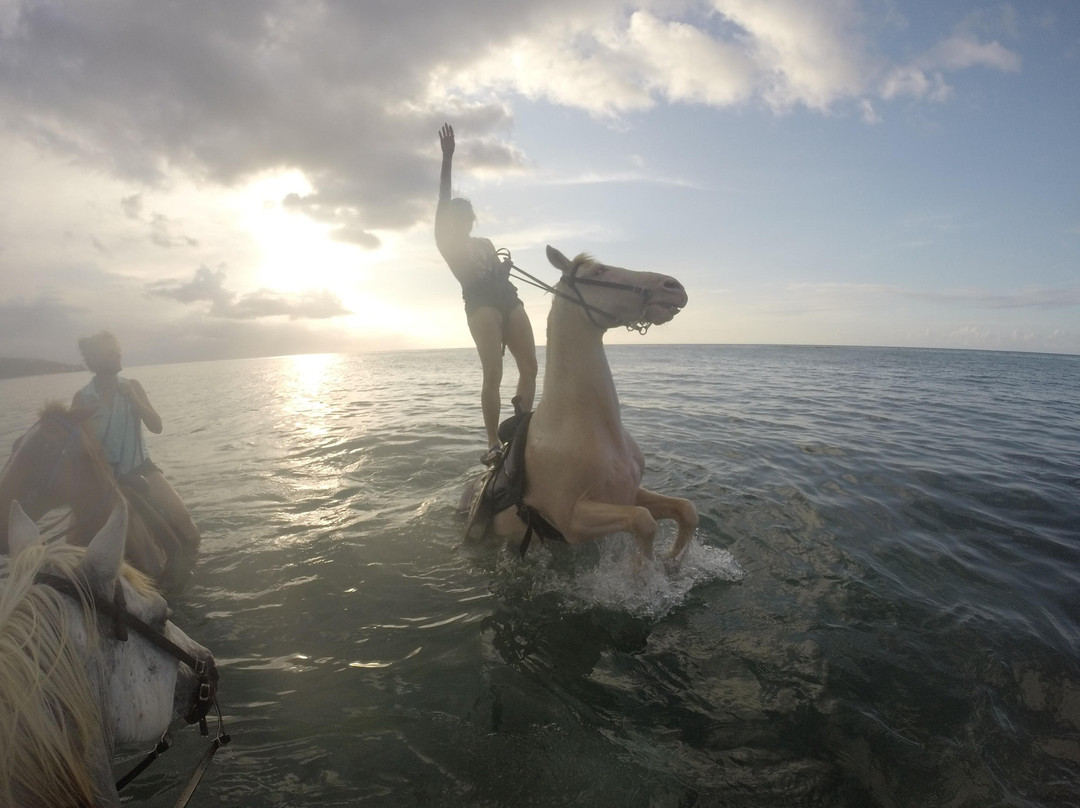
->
xmin=661 ymin=277 xmax=688 ymax=305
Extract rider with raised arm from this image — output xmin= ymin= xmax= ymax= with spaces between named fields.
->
xmin=436 ymin=123 xmax=537 ymax=464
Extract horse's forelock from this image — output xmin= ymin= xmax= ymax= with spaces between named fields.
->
xmin=39 ymin=400 xmax=69 ymax=417
xmin=571 ymin=253 xmax=595 ymax=272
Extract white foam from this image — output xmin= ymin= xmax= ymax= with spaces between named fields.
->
xmin=521 ymin=531 xmax=744 ymax=620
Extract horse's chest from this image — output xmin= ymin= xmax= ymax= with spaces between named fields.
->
xmin=571 ymin=440 xmax=644 ymax=499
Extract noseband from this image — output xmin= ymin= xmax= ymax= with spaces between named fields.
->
xmin=502 ymin=249 xmax=656 ymax=334
xmin=560 ymin=259 xmax=655 ymax=334
xmin=34 ymin=572 xmax=230 ymax=805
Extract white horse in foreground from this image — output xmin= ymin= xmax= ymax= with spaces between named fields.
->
xmin=0 ymin=500 xmax=218 ymax=808
xmin=469 ymin=245 xmax=699 ymax=561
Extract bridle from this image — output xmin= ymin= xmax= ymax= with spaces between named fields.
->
xmin=34 ymin=572 xmax=231 ymax=808
xmin=502 ymin=249 xmax=657 ymax=335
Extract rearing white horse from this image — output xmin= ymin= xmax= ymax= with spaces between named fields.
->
xmin=0 ymin=500 xmax=218 ymax=808
xmin=474 ymin=245 xmax=698 ymax=560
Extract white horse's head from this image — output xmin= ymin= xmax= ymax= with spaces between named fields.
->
xmin=546 ymin=244 xmax=688 ymax=332
xmin=1 ymin=500 xmax=217 ymax=807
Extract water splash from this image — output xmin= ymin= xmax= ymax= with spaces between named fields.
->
xmin=509 ymin=532 xmax=744 ymax=621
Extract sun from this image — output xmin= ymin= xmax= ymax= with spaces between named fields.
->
xmin=228 ymin=169 xmax=462 ymax=346
xmin=237 ymin=170 xmax=376 ymax=294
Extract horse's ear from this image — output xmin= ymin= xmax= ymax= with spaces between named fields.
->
xmin=546 ymin=245 xmax=572 ymax=274
xmin=80 ymin=499 xmax=128 ymax=592
xmin=8 ymin=500 xmax=43 ymax=558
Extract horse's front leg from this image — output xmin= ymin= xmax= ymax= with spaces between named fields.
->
xmin=634 ymin=488 xmax=698 ymax=561
xmin=568 ymin=499 xmax=658 ymax=559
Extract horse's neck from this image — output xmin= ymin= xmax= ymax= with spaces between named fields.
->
xmin=70 ymin=458 xmax=118 ymax=543
xmin=543 ymin=302 xmax=621 ymax=425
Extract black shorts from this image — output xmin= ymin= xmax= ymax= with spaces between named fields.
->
xmin=117 ymin=458 xmax=161 ymax=484
xmin=462 ymin=274 xmax=523 ymax=321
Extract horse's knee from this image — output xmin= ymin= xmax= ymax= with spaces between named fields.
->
xmin=679 ymin=499 xmax=699 ymax=529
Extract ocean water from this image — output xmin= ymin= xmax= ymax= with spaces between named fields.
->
xmin=1 ymin=345 xmax=1078 ymax=807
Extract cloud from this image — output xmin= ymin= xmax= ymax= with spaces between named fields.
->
xmin=149 ymin=265 xmax=351 ymax=320
xmin=881 ymin=31 xmax=1020 ymax=102
xmin=924 ymin=34 xmax=1021 ymax=72
xmin=785 ymin=281 xmax=1080 ymax=312
xmin=150 ymin=213 xmax=199 ymax=249
xmin=220 ymin=288 xmax=351 ymax=320
xmin=149 ymin=265 xmax=231 ymax=306
xmin=0 ymin=292 xmax=86 ymax=330
xmin=328 ymin=225 xmax=382 ymax=250
xmin=0 ymin=1 xmax=1044 ymax=362
xmin=0 ymin=293 xmax=90 ymax=363
xmin=121 ymin=193 xmax=143 ymax=219
xmin=0 ymin=1 xmax=1023 ymax=242
xmin=906 ymin=286 xmax=1080 ymax=310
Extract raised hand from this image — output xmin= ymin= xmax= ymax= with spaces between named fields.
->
xmin=439 ymin=123 xmax=455 ymax=157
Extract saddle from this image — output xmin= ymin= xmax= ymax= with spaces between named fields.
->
xmin=473 ymin=399 xmax=565 ymax=556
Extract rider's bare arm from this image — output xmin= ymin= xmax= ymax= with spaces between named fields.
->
xmin=121 ymin=379 xmax=164 ymax=434
xmin=439 ymin=123 xmax=454 ymax=204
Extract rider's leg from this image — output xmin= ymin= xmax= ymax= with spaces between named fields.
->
xmin=467 ymin=307 xmax=505 ymax=449
xmin=503 ymin=304 xmax=537 ymax=412
xmin=144 ymin=469 xmax=201 ymax=549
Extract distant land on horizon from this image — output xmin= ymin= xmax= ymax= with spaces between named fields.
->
xmin=0 ymin=357 xmax=85 ymax=380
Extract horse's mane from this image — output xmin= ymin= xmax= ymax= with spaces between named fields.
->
xmin=0 ymin=540 xmax=154 ymax=807
xmin=39 ymin=399 xmax=70 ymax=417
xmin=33 ymin=400 xmax=115 ymax=480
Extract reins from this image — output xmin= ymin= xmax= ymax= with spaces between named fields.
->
xmin=34 ymin=572 xmax=231 ymax=808
xmin=500 ymin=249 xmax=655 ymax=335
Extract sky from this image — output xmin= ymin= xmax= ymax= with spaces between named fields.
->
xmin=0 ymin=0 xmax=1077 ymax=367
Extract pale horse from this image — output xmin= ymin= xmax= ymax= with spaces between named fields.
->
xmin=470 ymin=245 xmax=699 ymax=561
xmin=0 ymin=499 xmax=219 ymax=808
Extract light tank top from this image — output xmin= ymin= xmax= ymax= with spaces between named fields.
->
xmin=79 ymin=376 xmax=151 ymax=477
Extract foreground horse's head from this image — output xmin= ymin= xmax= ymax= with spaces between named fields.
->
xmin=0 ymin=499 xmax=217 ymax=808
xmin=546 ymin=244 xmax=688 ymax=333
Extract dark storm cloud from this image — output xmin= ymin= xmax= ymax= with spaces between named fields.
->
xmin=0 ymin=292 xmax=90 ymax=362
xmin=0 ymin=293 xmax=86 ymax=330
xmin=221 ymin=288 xmax=351 ymax=321
xmin=0 ymin=0 xmax=530 ymax=235
xmin=149 ymin=265 xmax=350 ymax=320
xmin=149 ymin=265 xmax=231 ymax=306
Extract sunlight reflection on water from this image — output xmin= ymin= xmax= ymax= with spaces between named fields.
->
xmin=1 ymin=346 xmax=1078 ymax=807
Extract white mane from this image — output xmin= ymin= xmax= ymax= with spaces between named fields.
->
xmin=0 ymin=541 xmax=153 ymax=807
